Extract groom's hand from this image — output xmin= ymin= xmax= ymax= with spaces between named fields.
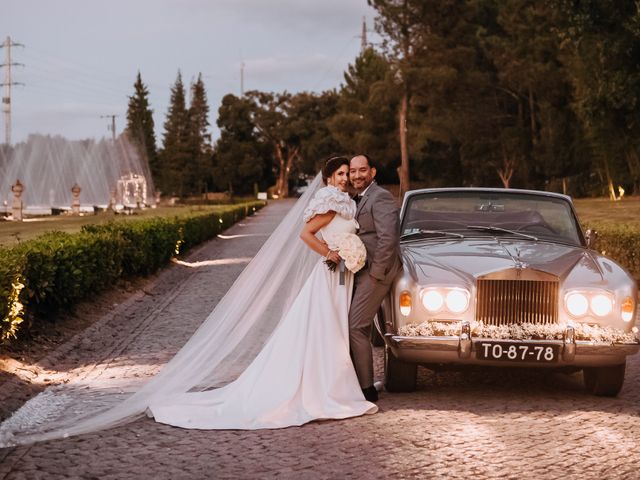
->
xmin=326 ymin=250 xmax=341 ymax=264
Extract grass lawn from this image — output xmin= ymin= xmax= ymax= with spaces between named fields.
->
xmin=573 ymin=196 xmax=640 ymax=227
xmin=0 ymin=204 xmax=249 ymax=246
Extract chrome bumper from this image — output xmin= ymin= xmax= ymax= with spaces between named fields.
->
xmin=385 ymin=321 xmax=640 ymax=366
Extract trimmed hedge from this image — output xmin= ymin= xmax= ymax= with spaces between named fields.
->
xmin=0 ymin=202 xmax=265 ymax=342
xmin=586 ymin=223 xmax=640 ymax=280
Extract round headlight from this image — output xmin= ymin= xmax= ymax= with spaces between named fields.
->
xmin=566 ymin=293 xmax=589 ymax=317
xmin=445 ymin=289 xmax=469 ymax=314
xmin=422 ymin=290 xmax=444 ymax=312
xmin=591 ymin=294 xmax=613 ymax=317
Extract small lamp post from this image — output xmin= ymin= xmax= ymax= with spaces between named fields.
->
xmin=71 ymin=183 xmax=82 ymax=214
xmin=11 ymin=179 xmax=25 ymax=221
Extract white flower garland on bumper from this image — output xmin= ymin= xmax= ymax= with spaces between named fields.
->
xmin=398 ymin=321 xmax=638 ymax=345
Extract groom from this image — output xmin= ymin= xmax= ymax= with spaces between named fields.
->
xmin=349 ymin=154 xmax=402 ymax=402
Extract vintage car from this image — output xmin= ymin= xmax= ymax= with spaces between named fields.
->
xmin=376 ymin=188 xmax=639 ymax=396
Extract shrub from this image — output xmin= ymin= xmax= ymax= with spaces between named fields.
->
xmin=0 ymin=201 xmax=265 ymax=342
xmin=586 ymin=223 xmax=640 ymax=280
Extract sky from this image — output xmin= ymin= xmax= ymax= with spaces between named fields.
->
xmin=1 ymin=0 xmax=380 ymax=146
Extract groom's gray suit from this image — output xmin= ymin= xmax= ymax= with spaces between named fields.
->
xmin=349 ymin=181 xmax=402 ymax=388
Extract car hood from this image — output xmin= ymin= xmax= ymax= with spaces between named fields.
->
xmin=400 ymin=238 xmax=607 ymax=287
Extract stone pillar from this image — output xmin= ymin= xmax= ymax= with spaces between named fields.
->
xmin=11 ymin=179 xmax=24 ymax=221
xmin=71 ymin=183 xmax=82 ymax=214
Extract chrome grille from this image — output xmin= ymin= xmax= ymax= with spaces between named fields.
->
xmin=476 ymin=279 xmax=559 ymax=325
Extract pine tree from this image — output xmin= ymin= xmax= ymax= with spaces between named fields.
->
xmin=159 ymin=71 xmax=190 ymax=196
xmin=125 ymin=72 xmax=158 ymax=187
xmin=187 ymin=73 xmax=212 ymax=194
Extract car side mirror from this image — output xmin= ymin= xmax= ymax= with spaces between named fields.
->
xmin=585 ymin=229 xmax=598 ymax=249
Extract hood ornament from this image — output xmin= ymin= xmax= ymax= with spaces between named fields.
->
xmin=514 ymin=247 xmax=529 ymax=276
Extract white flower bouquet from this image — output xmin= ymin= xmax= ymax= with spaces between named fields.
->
xmin=324 ymin=232 xmax=367 ymax=277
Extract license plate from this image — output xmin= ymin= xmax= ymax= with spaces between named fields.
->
xmin=476 ymin=341 xmax=559 ymax=363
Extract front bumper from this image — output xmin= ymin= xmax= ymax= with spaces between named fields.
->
xmin=385 ymin=321 xmax=640 ymax=367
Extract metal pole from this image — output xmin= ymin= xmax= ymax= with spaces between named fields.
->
xmin=0 ymin=36 xmax=25 ymax=146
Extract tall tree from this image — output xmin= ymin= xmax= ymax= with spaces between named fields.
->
xmin=370 ymin=0 xmax=429 ymax=196
xmin=159 ymin=71 xmax=190 ymax=196
xmin=283 ymin=90 xmax=342 ymax=177
xmin=124 ymin=72 xmax=158 ymax=186
xmin=187 ymin=73 xmax=212 ymax=194
xmin=247 ymin=91 xmax=301 ymax=198
xmin=477 ymin=1 xmax=586 ymax=189
xmin=328 ymin=47 xmax=400 ymax=182
xmin=213 ymin=94 xmax=269 ymax=194
xmin=555 ymin=0 xmax=640 ymax=196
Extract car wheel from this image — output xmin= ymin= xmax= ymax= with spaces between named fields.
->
xmin=384 ymin=346 xmax=417 ymax=392
xmin=370 ymin=310 xmax=385 ymax=347
xmin=583 ymin=363 xmax=626 ymax=397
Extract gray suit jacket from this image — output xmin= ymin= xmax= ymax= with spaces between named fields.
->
xmin=355 ymin=182 xmax=402 ymax=284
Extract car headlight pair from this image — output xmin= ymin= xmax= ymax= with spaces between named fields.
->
xmin=564 ymin=290 xmax=634 ymax=321
xmin=398 ymin=287 xmax=470 ymax=317
xmin=421 ymin=287 xmax=470 ymax=314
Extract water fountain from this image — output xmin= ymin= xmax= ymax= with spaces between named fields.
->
xmin=0 ymin=134 xmax=155 ymax=216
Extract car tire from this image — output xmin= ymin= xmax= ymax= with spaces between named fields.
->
xmin=384 ymin=346 xmax=417 ymax=392
xmin=583 ymin=363 xmax=626 ymax=397
xmin=370 ymin=310 xmax=385 ymax=347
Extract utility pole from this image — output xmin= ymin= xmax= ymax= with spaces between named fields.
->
xmin=240 ymin=61 xmax=245 ymax=97
xmin=0 ymin=36 xmax=25 ymax=146
xmin=100 ymin=114 xmax=118 ymax=142
xmin=358 ymin=17 xmax=368 ymax=53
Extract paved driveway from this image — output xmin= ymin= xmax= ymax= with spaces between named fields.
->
xmin=1 ymin=200 xmax=639 ymax=479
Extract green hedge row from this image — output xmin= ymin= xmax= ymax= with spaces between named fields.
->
xmin=0 ymin=202 xmax=265 ymax=342
xmin=586 ymin=223 xmax=640 ymax=280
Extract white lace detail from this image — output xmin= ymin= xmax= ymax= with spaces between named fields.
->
xmin=303 ymin=186 xmax=355 ymax=223
xmin=0 ymin=390 xmax=72 ymax=447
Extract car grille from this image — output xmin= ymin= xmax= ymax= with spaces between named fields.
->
xmin=476 ymin=279 xmax=559 ymax=325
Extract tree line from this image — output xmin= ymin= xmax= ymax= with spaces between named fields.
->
xmin=125 ymin=1 xmax=640 ymax=198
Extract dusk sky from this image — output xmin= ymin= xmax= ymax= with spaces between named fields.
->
xmin=1 ymin=0 xmax=379 ymax=145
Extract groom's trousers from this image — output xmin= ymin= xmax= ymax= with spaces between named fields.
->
xmin=349 ymin=270 xmax=393 ymax=389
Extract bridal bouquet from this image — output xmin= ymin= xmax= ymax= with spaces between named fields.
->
xmin=324 ymin=233 xmax=367 ymax=279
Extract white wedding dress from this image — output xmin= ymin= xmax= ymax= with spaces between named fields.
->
xmin=147 ymin=187 xmax=377 ymax=429
xmin=0 ymin=180 xmax=376 ymax=446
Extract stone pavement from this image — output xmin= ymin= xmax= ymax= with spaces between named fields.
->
xmin=1 ymin=199 xmax=640 ymax=479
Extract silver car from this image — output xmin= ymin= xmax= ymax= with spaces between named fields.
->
xmin=377 ymin=188 xmax=639 ymax=396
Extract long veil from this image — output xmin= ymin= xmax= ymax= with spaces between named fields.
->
xmin=0 ymin=173 xmax=324 ymax=447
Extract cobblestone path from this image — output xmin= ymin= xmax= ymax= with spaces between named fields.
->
xmin=1 ymin=200 xmax=639 ymax=479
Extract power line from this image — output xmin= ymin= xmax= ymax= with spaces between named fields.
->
xmin=0 ymin=36 xmax=25 ymax=146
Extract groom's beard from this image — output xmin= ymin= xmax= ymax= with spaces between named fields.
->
xmin=351 ymin=179 xmax=372 ymax=193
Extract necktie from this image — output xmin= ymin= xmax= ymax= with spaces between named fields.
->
xmin=353 ymin=194 xmax=362 ymax=205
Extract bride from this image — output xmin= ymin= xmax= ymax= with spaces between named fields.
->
xmin=0 ymin=156 xmax=375 ymax=446
xmin=147 ymin=156 xmax=377 ymax=429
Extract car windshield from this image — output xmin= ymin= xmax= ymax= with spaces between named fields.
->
xmin=401 ymin=191 xmax=583 ymax=246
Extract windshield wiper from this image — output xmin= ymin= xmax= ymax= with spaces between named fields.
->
xmin=466 ymin=225 xmax=538 ymax=241
xmin=401 ymin=229 xmax=465 ymax=240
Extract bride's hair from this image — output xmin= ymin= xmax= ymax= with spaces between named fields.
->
xmin=322 ymin=156 xmax=349 ymax=185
